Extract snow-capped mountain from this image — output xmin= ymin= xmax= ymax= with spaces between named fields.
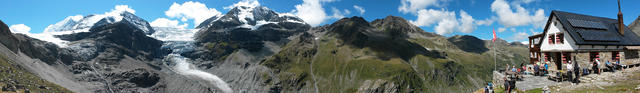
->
xmin=32 ymin=9 xmax=155 ymax=47
xmin=195 ymin=2 xmax=305 ymax=30
xmin=44 ymin=11 xmax=155 ymax=35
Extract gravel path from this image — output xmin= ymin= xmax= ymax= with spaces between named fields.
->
xmin=516 ymin=75 xmax=559 ymax=90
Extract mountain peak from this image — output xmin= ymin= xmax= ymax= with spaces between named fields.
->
xmin=45 ymin=10 xmax=153 ymax=35
xmin=196 ymin=3 xmax=306 ymax=30
xmin=331 ymin=16 xmax=370 ymax=28
xmin=371 ymin=15 xmax=424 ymax=33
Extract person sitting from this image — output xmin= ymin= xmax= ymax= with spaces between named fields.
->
xmin=616 ymin=60 xmax=625 ymax=71
xmin=605 ymin=60 xmax=614 ymax=72
xmin=614 ymin=59 xmax=623 ymax=71
xmin=534 ymin=64 xmax=540 ymax=76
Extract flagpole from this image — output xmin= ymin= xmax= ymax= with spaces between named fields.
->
xmin=493 ymin=28 xmax=497 ymax=72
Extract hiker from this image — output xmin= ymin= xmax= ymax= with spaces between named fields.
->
xmin=503 ymin=77 xmax=511 ymax=93
xmin=544 ymin=62 xmax=549 ymax=75
xmin=505 ymin=64 xmax=510 ymax=73
xmin=484 ymin=82 xmax=493 ymax=93
xmin=593 ymin=58 xmax=601 ymax=74
xmin=616 ymin=59 xmax=625 ymax=71
xmin=614 ymin=59 xmax=623 ymax=71
xmin=566 ymin=61 xmax=573 ymax=83
xmin=573 ymin=60 xmax=580 ymax=84
xmin=606 ymin=60 xmax=614 ymax=72
xmin=521 ymin=65 xmax=526 ymax=74
xmin=534 ymin=63 xmax=540 ymax=76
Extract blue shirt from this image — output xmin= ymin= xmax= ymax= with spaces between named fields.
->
xmin=544 ymin=64 xmax=548 ymax=69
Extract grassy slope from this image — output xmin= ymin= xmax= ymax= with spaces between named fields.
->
xmin=262 ymin=33 xmax=529 ymax=92
xmin=0 ymin=54 xmax=72 ymax=93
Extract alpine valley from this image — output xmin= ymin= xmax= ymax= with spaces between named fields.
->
xmin=0 ymin=2 xmax=529 ymax=93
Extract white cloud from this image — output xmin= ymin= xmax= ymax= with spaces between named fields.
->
xmin=434 ymin=17 xmax=458 ymax=35
xmin=329 ymin=7 xmax=351 ymax=19
xmin=344 ymin=9 xmax=351 ymax=15
xmin=293 ymin=0 xmax=326 ymax=26
xmin=165 ymin=1 xmax=222 ymax=27
xmin=398 ymin=0 xmax=444 ymax=13
xmin=292 ymin=0 xmax=336 ymax=26
xmin=410 ymin=9 xmax=485 ymax=35
xmin=458 ymin=10 xmax=475 ymax=33
xmin=411 ymin=9 xmax=454 ymax=27
xmin=113 ymin=5 xmax=136 ymax=14
xmin=150 ymin=18 xmax=188 ymax=29
xmin=511 ymin=32 xmax=529 ymax=42
xmin=498 ymin=27 xmax=506 ymax=32
xmin=475 ymin=18 xmax=495 ymax=26
xmin=353 ymin=5 xmax=365 ymax=15
xmin=224 ymin=0 xmax=260 ymax=10
xmin=9 ymin=24 xmax=31 ymax=34
xmin=490 ymin=0 xmax=547 ymax=28
xmin=530 ymin=28 xmax=541 ymax=34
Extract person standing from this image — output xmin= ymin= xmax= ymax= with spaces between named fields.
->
xmin=573 ymin=60 xmax=580 ymax=84
xmin=595 ymin=58 xmax=601 ymax=74
xmin=566 ymin=61 xmax=573 ymax=83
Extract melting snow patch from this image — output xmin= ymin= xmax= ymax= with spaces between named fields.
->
xmin=168 ymin=54 xmax=233 ymax=93
xmin=149 ymin=27 xmax=198 ymax=41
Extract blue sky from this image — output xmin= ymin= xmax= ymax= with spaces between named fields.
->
xmin=2 ymin=0 xmax=640 ymax=43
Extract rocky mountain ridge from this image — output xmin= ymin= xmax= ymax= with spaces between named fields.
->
xmin=0 ymin=5 xmax=530 ymax=93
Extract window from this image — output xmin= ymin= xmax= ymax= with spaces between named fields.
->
xmin=548 ymin=35 xmax=555 ymax=44
xmin=625 ymin=51 xmax=639 ymax=59
xmin=562 ymin=53 xmax=571 ymax=63
xmin=590 ymin=52 xmax=600 ymax=62
xmin=556 ymin=33 xmax=564 ymax=44
xmin=544 ymin=53 xmax=551 ymax=61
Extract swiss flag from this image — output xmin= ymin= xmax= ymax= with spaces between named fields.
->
xmin=492 ymin=28 xmax=497 ymax=42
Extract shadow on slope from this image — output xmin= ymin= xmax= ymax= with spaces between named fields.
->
xmin=447 ymin=35 xmax=489 ymax=53
xmin=328 ymin=16 xmax=444 ymax=61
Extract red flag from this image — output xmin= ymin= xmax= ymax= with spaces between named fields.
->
xmin=492 ymin=28 xmax=497 ymax=42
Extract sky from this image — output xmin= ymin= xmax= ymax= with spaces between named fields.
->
xmin=2 ymin=0 xmax=640 ymax=43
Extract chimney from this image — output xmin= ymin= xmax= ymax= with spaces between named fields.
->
xmin=618 ymin=0 xmax=624 ymax=36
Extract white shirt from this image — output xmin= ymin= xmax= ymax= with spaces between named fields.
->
xmin=567 ymin=63 xmax=573 ymax=71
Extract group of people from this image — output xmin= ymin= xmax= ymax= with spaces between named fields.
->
xmin=532 ymin=61 xmax=549 ymax=76
xmin=492 ymin=58 xmax=629 ymax=93
xmin=591 ymin=58 xmax=625 ymax=74
xmin=502 ymin=64 xmax=521 ymax=93
xmin=565 ymin=61 xmax=580 ymax=84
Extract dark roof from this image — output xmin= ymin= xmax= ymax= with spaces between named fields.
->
xmin=539 ymin=10 xmax=640 ymax=46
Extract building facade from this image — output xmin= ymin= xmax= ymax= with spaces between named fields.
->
xmin=530 ymin=10 xmax=640 ymax=73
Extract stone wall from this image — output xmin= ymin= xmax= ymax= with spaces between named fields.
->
xmin=623 ymin=50 xmax=640 ymax=65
